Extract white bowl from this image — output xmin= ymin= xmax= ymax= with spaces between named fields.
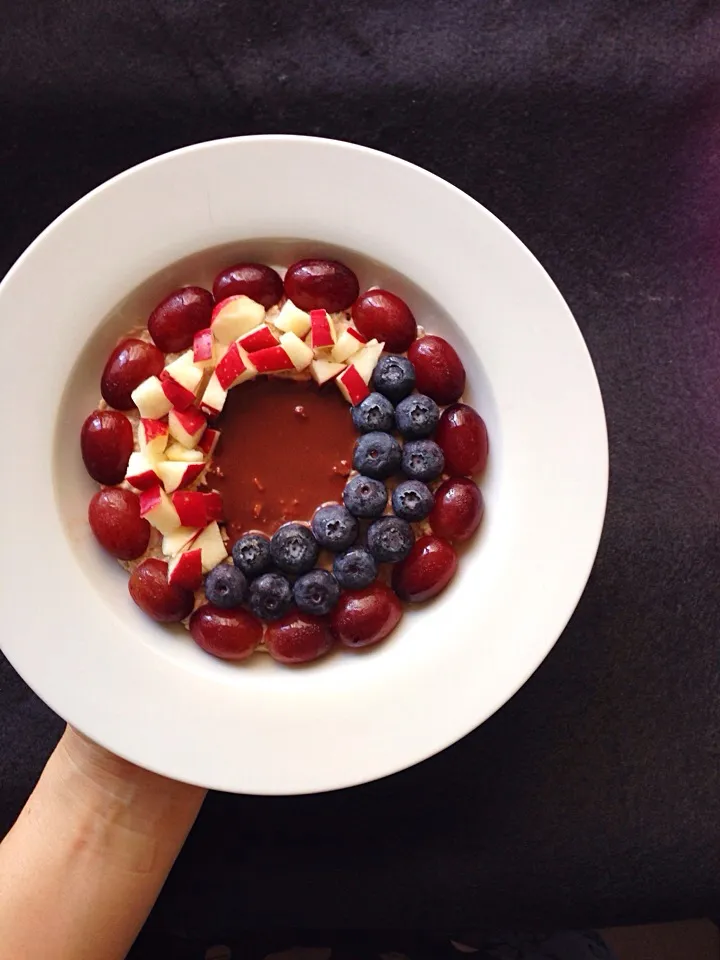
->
xmin=0 ymin=136 xmax=607 ymax=794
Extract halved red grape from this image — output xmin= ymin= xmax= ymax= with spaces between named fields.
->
xmin=352 ymin=290 xmax=417 ymax=353
xmin=80 ymin=410 xmax=133 ymax=484
xmin=100 ymin=338 xmax=164 ymax=410
xmin=331 ymin=583 xmax=402 ymax=649
xmin=212 ymin=262 xmax=283 ymax=308
xmin=148 ymin=286 xmax=214 ymax=353
xmin=189 ymin=604 xmax=263 ymax=660
xmin=407 ymin=335 xmax=466 ymax=405
xmin=392 ymin=535 xmax=457 ymax=603
xmin=129 ymin=558 xmax=194 ymax=623
xmin=284 ymin=259 xmax=359 ymax=312
xmin=435 ymin=403 xmax=489 ymax=476
xmin=429 ymin=478 xmax=484 ymax=542
xmin=88 ymin=487 xmax=151 ymax=560
xmin=265 ymin=611 xmax=334 ymax=664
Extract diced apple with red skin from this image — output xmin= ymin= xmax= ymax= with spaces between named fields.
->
xmin=162 ymin=525 xmax=201 ymax=557
xmin=156 ymin=460 xmax=205 ymax=493
xmin=331 ymin=327 xmax=367 ymax=363
xmin=192 ymin=521 xmax=228 ymax=572
xmin=352 ymin=339 xmax=385 ymax=384
xmin=250 ymin=344 xmax=294 ymax=373
xmin=165 ymin=442 xmax=205 ymax=462
xmin=336 ymin=364 xmax=371 ymax=405
xmin=275 ymin=300 xmax=311 ymax=338
xmin=200 ymin=372 xmax=228 ymax=417
xmin=197 ymin=428 xmax=220 ymax=457
xmin=193 ymin=328 xmax=215 ymax=369
xmin=168 ymin=407 xmax=206 ymax=449
xmin=167 ymin=547 xmax=203 ymax=591
xmin=237 ymin=324 xmax=279 ymax=353
xmin=310 ymin=358 xmax=345 ymax=385
xmin=160 ymin=371 xmax=196 ymax=411
xmin=164 ymin=350 xmax=203 ymax=393
xmin=171 ymin=491 xmax=224 ymax=527
xmin=309 ymin=309 xmax=337 ymax=351
xmin=125 ymin=451 xmax=163 ymax=490
xmin=211 ymin=296 xmax=265 ymax=344
xmin=138 ymin=419 xmax=169 ymax=460
xmin=214 ymin=342 xmax=257 ymax=390
xmin=131 ymin=376 xmax=172 ymax=419
xmin=138 ymin=485 xmax=181 ymax=535
xmin=279 ymin=331 xmax=314 ymax=371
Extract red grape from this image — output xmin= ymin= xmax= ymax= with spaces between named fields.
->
xmin=392 ymin=535 xmax=457 ymax=603
xmin=264 ymin=612 xmax=334 ymax=664
xmin=284 ymin=259 xmax=359 ymax=312
xmin=331 ymin=583 xmax=402 ymax=649
xmin=100 ymin=338 xmax=164 ymax=410
xmin=435 ymin=403 xmax=489 ymax=476
xmin=407 ymin=335 xmax=466 ymax=405
xmin=88 ymin=487 xmax=151 ymax=560
xmin=129 ymin=558 xmax=194 ymax=623
xmin=429 ymin=478 xmax=484 ymax=542
xmin=80 ymin=410 xmax=133 ymax=484
xmin=189 ymin=604 xmax=263 ymax=660
xmin=212 ymin=262 xmax=283 ymax=308
xmin=148 ymin=286 xmax=214 ymax=353
xmin=352 ymin=289 xmax=417 ymax=353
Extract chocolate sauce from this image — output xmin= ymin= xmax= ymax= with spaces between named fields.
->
xmin=203 ymin=378 xmax=355 ymax=543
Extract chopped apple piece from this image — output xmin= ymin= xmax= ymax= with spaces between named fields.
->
xmin=193 ymin=328 xmax=215 ymax=369
xmin=310 ymin=358 xmax=345 ymax=385
xmin=279 ymin=331 xmax=314 ymax=371
xmin=164 ymin=350 xmax=203 ymax=393
xmin=250 ymin=344 xmax=294 ymax=373
xmin=200 ymin=372 xmax=228 ymax=417
xmin=138 ymin=419 xmax=169 ymax=461
xmin=336 ymin=364 xmax=370 ymax=405
xmin=332 ymin=328 xmax=366 ymax=363
xmin=168 ymin=547 xmax=203 ymax=591
xmin=237 ymin=324 xmax=279 ymax=353
xmin=192 ymin=521 xmax=228 ymax=572
xmin=171 ymin=490 xmax=224 ymax=527
xmin=165 ymin=442 xmax=205 ymax=463
xmin=168 ymin=407 xmax=206 ymax=449
xmin=197 ymin=428 xmax=221 ymax=457
xmin=131 ymin=376 xmax=172 ymax=419
xmin=309 ymin=309 xmax=336 ymax=350
xmin=162 ymin=525 xmax=201 ymax=557
xmin=160 ymin=371 xmax=196 ymax=411
xmin=214 ymin=342 xmax=257 ymax=390
xmin=274 ymin=300 xmax=311 ymax=338
xmin=155 ymin=460 xmax=205 ymax=493
xmin=138 ymin=485 xmax=181 ymax=535
xmin=125 ymin=451 xmax=162 ymax=490
xmin=352 ymin=339 xmax=385 ymax=384
xmin=211 ymin=295 xmax=265 ymax=344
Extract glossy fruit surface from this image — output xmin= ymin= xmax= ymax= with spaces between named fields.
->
xmin=284 ymin=259 xmax=359 ymax=312
xmin=129 ymin=558 xmax=195 ymax=622
xmin=331 ymin=583 xmax=402 ymax=648
xmin=189 ymin=603 xmax=263 ymax=660
xmin=101 ymin=338 xmax=164 ymax=410
xmin=429 ymin=478 xmax=484 ymax=541
xmin=88 ymin=487 xmax=151 ymax=560
xmin=80 ymin=410 xmax=133 ymax=484
xmin=435 ymin=403 xmax=489 ymax=476
xmin=392 ymin=535 xmax=458 ymax=602
xmin=265 ymin=611 xmax=334 ymax=664
xmin=212 ymin=262 xmax=283 ymax=307
xmin=352 ymin=290 xmax=417 ymax=352
xmin=407 ymin=335 xmax=465 ymax=405
xmin=148 ymin=286 xmax=214 ymax=352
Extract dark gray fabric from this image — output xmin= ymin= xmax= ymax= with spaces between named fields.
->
xmin=2 ymin=0 xmax=720 ymax=938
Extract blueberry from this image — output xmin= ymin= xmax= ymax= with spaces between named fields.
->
xmin=333 ymin=546 xmax=378 ymax=589
xmin=311 ymin=503 xmax=358 ymax=552
xmin=401 ymin=439 xmax=445 ymax=482
xmin=293 ymin=569 xmax=341 ymax=616
xmin=352 ymin=392 xmax=396 ymax=433
xmin=395 ymin=393 xmax=440 ymax=439
xmin=392 ymin=479 xmax=434 ymax=522
xmin=204 ymin=564 xmax=247 ymax=609
xmin=232 ymin=533 xmax=272 ymax=577
xmin=371 ymin=354 xmax=416 ymax=403
xmin=367 ymin=516 xmax=415 ymax=563
xmin=343 ymin=475 xmax=388 ymax=518
xmin=248 ymin=572 xmax=293 ymax=621
xmin=353 ymin=431 xmax=402 ymax=480
xmin=270 ymin=522 xmax=319 ymax=574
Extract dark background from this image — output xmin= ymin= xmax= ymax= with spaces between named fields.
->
xmin=2 ymin=0 xmax=720 ymax=943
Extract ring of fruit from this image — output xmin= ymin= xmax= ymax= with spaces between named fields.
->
xmin=82 ymin=256 xmax=489 ymax=665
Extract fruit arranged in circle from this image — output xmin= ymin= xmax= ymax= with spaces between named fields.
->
xmin=84 ymin=253 xmax=489 ymax=665
xmin=81 ymin=410 xmax=134 ymax=485
xmin=435 ymin=403 xmax=489 ymax=477
xmin=189 ymin=604 xmax=263 ymax=660
xmin=331 ymin=583 xmax=403 ymax=648
xmin=265 ymin=612 xmax=335 ymax=664
xmin=88 ymin=487 xmax=151 ymax=560
xmin=407 ymin=335 xmax=465 ymax=405
xmin=430 ymin=478 xmax=484 ymax=542
xmin=129 ymin=558 xmax=195 ymax=622
xmin=392 ymin=536 xmax=458 ymax=603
